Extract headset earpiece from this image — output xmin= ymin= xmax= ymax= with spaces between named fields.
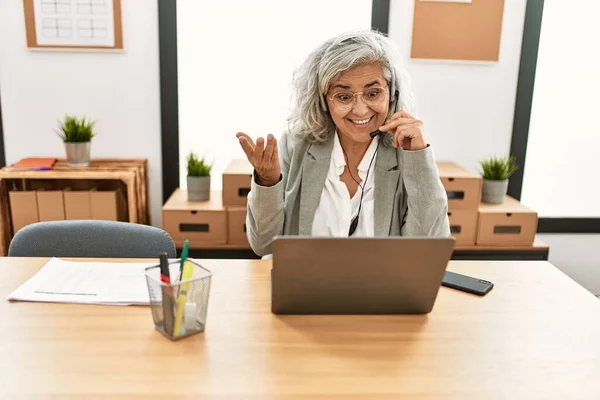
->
xmin=390 ymin=80 xmax=396 ymax=103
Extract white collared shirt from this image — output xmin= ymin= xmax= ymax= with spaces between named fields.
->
xmin=311 ymin=132 xmax=379 ymax=237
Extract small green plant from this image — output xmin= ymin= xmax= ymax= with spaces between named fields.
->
xmin=187 ymin=152 xmax=212 ymax=177
xmin=480 ymin=155 xmax=519 ymax=181
xmin=55 ymin=115 xmax=96 ymax=142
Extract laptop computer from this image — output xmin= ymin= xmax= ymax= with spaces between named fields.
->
xmin=271 ymin=236 xmax=455 ymax=315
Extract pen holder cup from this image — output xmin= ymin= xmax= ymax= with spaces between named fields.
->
xmin=145 ymin=259 xmax=212 ymax=340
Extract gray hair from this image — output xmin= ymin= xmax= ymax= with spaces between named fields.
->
xmin=287 ymin=30 xmax=415 ymax=143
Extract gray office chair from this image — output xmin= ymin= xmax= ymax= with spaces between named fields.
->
xmin=8 ymin=220 xmax=176 ymax=258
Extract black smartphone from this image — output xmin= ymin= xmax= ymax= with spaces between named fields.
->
xmin=442 ymin=271 xmax=494 ymax=296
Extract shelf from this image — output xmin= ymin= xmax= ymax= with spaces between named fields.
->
xmin=0 ymin=159 xmax=149 ymax=256
xmin=454 ymin=237 xmax=548 ymax=252
xmin=178 ymin=236 xmax=549 ymax=261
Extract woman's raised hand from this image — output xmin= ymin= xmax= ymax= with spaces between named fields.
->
xmin=236 ymin=132 xmax=281 ymax=187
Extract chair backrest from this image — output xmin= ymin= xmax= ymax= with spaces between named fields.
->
xmin=8 ymin=220 xmax=177 ymax=258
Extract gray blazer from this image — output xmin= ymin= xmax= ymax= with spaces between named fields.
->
xmin=246 ymin=130 xmax=450 ymax=256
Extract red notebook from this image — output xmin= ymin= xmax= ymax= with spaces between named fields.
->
xmin=7 ymin=158 xmax=57 ymax=171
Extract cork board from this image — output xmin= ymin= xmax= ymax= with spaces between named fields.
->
xmin=411 ymin=0 xmax=505 ymax=62
xmin=23 ymin=0 xmax=123 ymax=50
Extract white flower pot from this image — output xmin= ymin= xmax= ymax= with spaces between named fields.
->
xmin=65 ymin=142 xmax=91 ymax=167
xmin=187 ymin=176 xmax=210 ymax=201
xmin=482 ymin=179 xmax=508 ymax=204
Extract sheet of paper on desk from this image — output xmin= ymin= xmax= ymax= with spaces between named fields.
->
xmin=7 ymin=258 xmax=156 ymax=305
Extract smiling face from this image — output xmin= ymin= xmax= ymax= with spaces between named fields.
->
xmin=325 ymin=63 xmax=390 ymax=145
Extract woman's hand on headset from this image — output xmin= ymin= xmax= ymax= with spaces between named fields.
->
xmin=236 ymin=132 xmax=281 ymax=187
xmin=378 ymin=111 xmax=427 ymax=151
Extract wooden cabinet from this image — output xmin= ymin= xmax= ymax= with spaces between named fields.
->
xmin=0 ymin=159 xmax=149 ymax=255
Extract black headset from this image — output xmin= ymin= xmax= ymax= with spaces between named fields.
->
xmin=347 ymin=83 xmax=400 ymax=236
xmin=319 ymin=68 xmax=400 ymax=236
xmin=369 ymin=87 xmax=399 ymax=139
xmin=347 ymin=142 xmax=379 ymax=236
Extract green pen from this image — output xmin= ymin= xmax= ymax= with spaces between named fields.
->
xmin=179 ymin=239 xmax=189 ymax=279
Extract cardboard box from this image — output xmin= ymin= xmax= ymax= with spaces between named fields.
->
xmin=91 ymin=190 xmax=127 ymax=221
xmin=227 ymin=207 xmax=249 ymax=246
xmin=477 ymin=196 xmax=538 ymax=246
xmin=222 ymin=159 xmax=253 ymax=207
xmin=162 ymin=189 xmax=227 ymax=247
xmin=437 ymin=162 xmax=482 ymax=210
xmin=36 ymin=191 xmax=65 ymax=221
xmin=447 ymin=210 xmax=478 ymax=245
xmin=9 ymin=191 xmax=39 ymax=233
xmin=64 ymin=191 xmax=91 ymax=219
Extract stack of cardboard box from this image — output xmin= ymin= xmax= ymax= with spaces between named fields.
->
xmin=438 ymin=162 xmax=482 ymax=246
xmin=162 ymin=159 xmax=539 ymax=249
xmin=222 ymin=159 xmax=253 ymax=246
xmin=9 ymin=190 xmax=127 ymax=233
xmin=162 ymin=159 xmax=253 ymax=248
xmin=162 ymin=190 xmax=227 ymax=247
xmin=438 ymin=162 xmax=538 ymax=246
xmin=476 ymin=194 xmax=538 ymax=246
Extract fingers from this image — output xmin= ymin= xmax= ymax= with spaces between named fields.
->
xmin=379 ymin=118 xmax=417 ymax=132
xmin=379 ymin=113 xmax=422 ymax=132
xmin=262 ymin=134 xmax=276 ymax=163
xmin=393 ymin=123 xmax=426 ymax=150
xmin=237 ymin=132 xmax=265 ymax=168
xmin=236 ymin=132 xmax=255 ymax=146
xmin=394 ymin=128 xmax=417 ymax=148
xmin=377 ymin=110 xmax=426 ymax=150
xmin=236 ymin=132 xmax=281 ymax=182
xmin=271 ymin=136 xmax=279 ymax=163
xmin=238 ymin=136 xmax=255 ymax=160
xmin=386 ymin=110 xmax=415 ymax=122
xmin=398 ymin=110 xmax=415 ymax=119
xmin=253 ymin=136 xmax=265 ymax=164
xmin=394 ymin=121 xmax=424 ymax=133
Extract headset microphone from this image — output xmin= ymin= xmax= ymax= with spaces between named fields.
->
xmin=349 ymin=88 xmax=398 ymax=235
xmin=369 ymin=89 xmax=399 ymax=139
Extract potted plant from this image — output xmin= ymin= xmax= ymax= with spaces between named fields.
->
xmin=55 ymin=115 xmax=96 ymax=167
xmin=479 ymin=155 xmax=519 ymax=204
xmin=187 ymin=152 xmax=212 ymax=201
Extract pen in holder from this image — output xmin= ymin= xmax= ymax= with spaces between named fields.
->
xmin=145 ymin=259 xmax=212 ymax=340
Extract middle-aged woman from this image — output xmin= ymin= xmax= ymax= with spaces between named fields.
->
xmin=236 ymin=30 xmax=450 ymax=256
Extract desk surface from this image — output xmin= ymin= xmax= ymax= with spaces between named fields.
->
xmin=1 ymin=258 xmax=599 ymax=399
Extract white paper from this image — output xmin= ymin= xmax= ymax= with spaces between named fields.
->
xmin=7 ymin=258 xmax=155 ymax=305
xmin=33 ymin=0 xmax=115 ymax=47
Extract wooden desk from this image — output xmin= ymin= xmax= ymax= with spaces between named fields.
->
xmin=1 ymin=258 xmax=599 ymax=398
xmin=185 ymin=236 xmax=550 ymax=261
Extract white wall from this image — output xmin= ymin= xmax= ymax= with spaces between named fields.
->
xmin=521 ymin=1 xmax=600 ymax=218
xmin=176 ymin=0 xmax=372 ymax=190
xmin=178 ymin=0 xmax=528 ymax=185
xmin=389 ymin=0 xmax=527 ymax=174
xmin=0 ymin=0 xmax=162 ymax=226
xmin=540 ymin=234 xmax=600 ymax=296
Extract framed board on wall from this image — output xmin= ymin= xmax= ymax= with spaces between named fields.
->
xmin=411 ymin=0 xmax=505 ymax=62
xmin=22 ymin=0 xmax=123 ymax=50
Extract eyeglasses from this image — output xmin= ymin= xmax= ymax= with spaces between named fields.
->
xmin=327 ymin=87 xmax=389 ymax=112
